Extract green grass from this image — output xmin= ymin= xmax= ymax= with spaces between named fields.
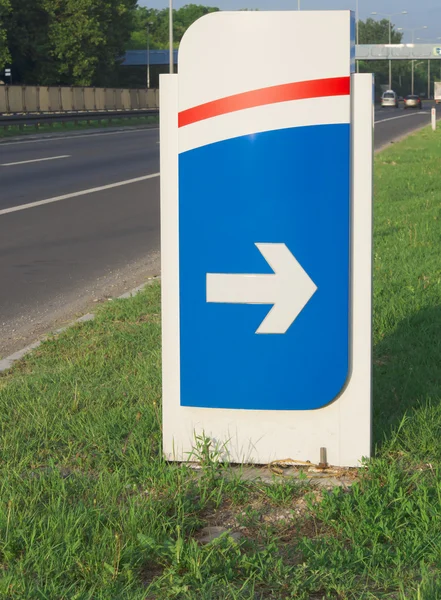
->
xmin=1 ymin=126 xmax=441 ymax=598
xmin=373 ymin=127 xmax=441 ymax=457
xmin=0 ymin=115 xmax=159 ymax=138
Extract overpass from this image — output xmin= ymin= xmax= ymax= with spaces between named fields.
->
xmin=357 ymin=44 xmax=441 ymax=61
xmin=122 ymin=45 xmax=441 ymax=67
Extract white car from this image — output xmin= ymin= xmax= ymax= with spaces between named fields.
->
xmin=381 ymin=90 xmax=399 ymax=108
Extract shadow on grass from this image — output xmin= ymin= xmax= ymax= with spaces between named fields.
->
xmin=373 ymin=305 xmax=441 ymax=457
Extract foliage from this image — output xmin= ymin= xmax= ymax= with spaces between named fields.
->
xmin=42 ymin=0 xmax=137 ymax=86
xmin=3 ymin=0 xmax=51 ymax=84
xmin=0 ymin=0 xmax=10 ymax=74
xmin=358 ymin=17 xmax=403 ymax=45
xmin=127 ymin=4 xmax=219 ymax=51
xmin=2 ymin=2 xmax=219 ymax=85
xmin=4 ymin=0 xmax=137 ymax=86
xmin=358 ymin=18 xmax=408 ymax=95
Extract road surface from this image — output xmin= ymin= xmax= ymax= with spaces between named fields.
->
xmin=0 ymin=127 xmax=160 ymax=356
xmin=0 ymin=105 xmax=438 ymax=356
xmin=374 ymin=103 xmax=440 ymax=151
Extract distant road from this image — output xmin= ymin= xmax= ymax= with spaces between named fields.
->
xmin=374 ymin=102 xmax=440 ymax=150
xmin=0 ymin=105 xmax=438 ymax=356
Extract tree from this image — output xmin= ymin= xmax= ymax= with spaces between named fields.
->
xmin=357 ymin=18 xmax=406 ymax=95
xmin=358 ymin=17 xmax=402 ymax=45
xmin=0 ymin=0 xmax=10 ymax=73
xmin=42 ymin=0 xmax=137 ymax=86
xmin=127 ymin=6 xmax=161 ymax=50
xmin=4 ymin=0 xmax=53 ymax=84
xmin=173 ymin=4 xmax=219 ymax=43
xmin=4 ymin=0 xmax=136 ymax=85
xmin=127 ymin=4 xmax=219 ymax=51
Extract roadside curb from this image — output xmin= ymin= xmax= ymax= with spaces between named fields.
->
xmin=0 ymin=276 xmax=160 ymax=374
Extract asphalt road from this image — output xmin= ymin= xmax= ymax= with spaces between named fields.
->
xmin=0 ymin=104 xmax=438 ymax=357
xmin=0 ymin=127 xmax=160 ymax=356
xmin=374 ymin=102 xmax=441 ymax=150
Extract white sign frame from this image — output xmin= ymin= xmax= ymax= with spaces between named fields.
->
xmin=160 ymin=12 xmax=373 ymax=468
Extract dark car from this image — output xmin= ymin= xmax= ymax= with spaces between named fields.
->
xmin=404 ymin=95 xmax=422 ymax=109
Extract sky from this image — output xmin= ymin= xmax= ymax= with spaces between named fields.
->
xmin=139 ymin=0 xmax=441 ymax=44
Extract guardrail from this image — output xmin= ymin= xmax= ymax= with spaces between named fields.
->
xmin=0 ymin=109 xmax=159 ymax=131
xmin=0 ymin=85 xmax=159 ymax=113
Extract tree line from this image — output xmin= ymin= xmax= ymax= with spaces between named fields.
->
xmin=0 ymin=4 xmax=437 ymax=93
xmin=127 ymin=4 xmax=218 ymax=52
xmin=0 ymin=0 xmax=139 ymax=86
xmin=0 ymin=2 xmax=216 ymax=86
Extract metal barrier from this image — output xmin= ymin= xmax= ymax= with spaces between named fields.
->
xmin=0 ymin=86 xmax=160 ymax=114
xmin=0 ymin=109 xmax=159 ymax=130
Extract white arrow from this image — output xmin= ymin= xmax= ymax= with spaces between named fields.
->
xmin=206 ymin=243 xmax=317 ymax=334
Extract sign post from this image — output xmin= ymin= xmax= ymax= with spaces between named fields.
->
xmin=4 ymin=68 xmax=11 ymax=85
xmin=161 ymin=11 xmax=373 ymax=467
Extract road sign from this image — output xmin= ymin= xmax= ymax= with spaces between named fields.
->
xmin=161 ymin=11 xmax=373 ymax=467
xmin=206 ymin=243 xmax=317 ymax=335
xmin=4 ymin=69 xmax=11 ymax=76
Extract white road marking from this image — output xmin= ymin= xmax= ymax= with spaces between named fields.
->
xmin=375 ymin=111 xmax=428 ymax=124
xmin=0 ymin=173 xmax=160 ymax=217
xmin=1 ymin=154 xmax=70 ymax=167
xmin=0 ymin=127 xmax=159 ymax=147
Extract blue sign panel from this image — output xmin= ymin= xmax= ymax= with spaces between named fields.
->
xmin=178 ymin=123 xmax=351 ymax=411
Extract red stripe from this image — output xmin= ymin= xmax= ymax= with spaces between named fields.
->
xmin=178 ymin=76 xmax=350 ymax=128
